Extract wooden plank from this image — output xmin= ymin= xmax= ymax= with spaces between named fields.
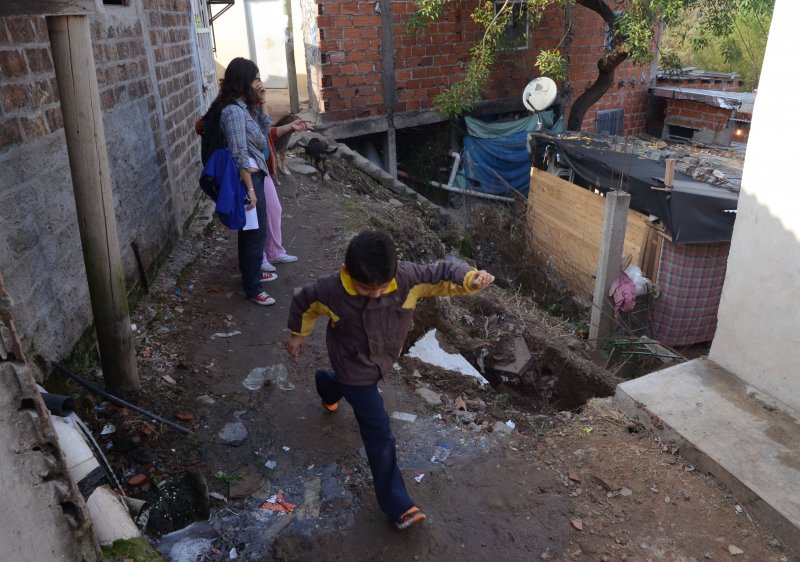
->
xmin=527 ymin=168 xmax=648 ymax=301
xmin=48 ymin=15 xmax=139 ymax=392
xmin=0 ymin=0 xmax=94 ymax=16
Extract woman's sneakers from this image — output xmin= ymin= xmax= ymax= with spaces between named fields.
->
xmin=261 ymin=260 xmax=276 ymax=273
xmin=260 ymin=272 xmax=278 ymax=283
xmin=272 ymin=253 xmax=298 ymax=264
xmin=251 ymin=292 xmax=276 ymax=306
xmin=394 ymin=506 xmax=426 ymax=530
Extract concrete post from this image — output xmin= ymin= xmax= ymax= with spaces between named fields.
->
xmin=589 ymin=190 xmax=631 ymax=346
xmin=47 ymin=15 xmax=140 ymax=393
xmin=379 ymin=0 xmax=398 ymax=177
xmin=283 ymin=0 xmax=299 ymax=114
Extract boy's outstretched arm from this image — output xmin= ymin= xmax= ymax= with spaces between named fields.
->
xmin=469 ymin=270 xmax=495 ymax=291
xmin=285 ymin=334 xmax=306 ymax=358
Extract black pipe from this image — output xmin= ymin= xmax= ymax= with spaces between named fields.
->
xmin=41 ymin=392 xmax=75 ymax=416
xmin=52 ymin=362 xmax=191 ymax=435
xmin=131 ymin=240 xmax=150 ymax=294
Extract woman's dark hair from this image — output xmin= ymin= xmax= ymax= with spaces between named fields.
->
xmin=345 ymin=230 xmax=398 ymax=285
xmin=209 ymin=57 xmax=259 ymax=114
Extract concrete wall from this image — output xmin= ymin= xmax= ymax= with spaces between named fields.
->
xmin=306 ymin=1 xmax=654 ymax=134
xmin=709 ymin=0 xmax=800 ymax=411
xmin=0 ymin=275 xmax=100 ymax=561
xmin=212 ymin=0 xmax=309 ymax=103
xmin=0 ymin=0 xmax=203 ymax=375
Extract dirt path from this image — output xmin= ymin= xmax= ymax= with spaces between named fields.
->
xmin=103 ymin=154 xmax=796 ymax=562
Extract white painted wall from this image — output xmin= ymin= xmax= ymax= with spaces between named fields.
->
xmin=709 ymin=0 xmax=800 ymax=411
xmin=211 ymin=0 xmax=308 ymax=96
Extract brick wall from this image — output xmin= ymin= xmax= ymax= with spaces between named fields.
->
xmin=657 ymin=76 xmax=745 ymax=92
xmin=0 ymin=2 xmax=204 ymax=371
xmin=308 ymin=1 xmax=653 ymax=135
xmin=665 ymin=98 xmax=731 ymax=133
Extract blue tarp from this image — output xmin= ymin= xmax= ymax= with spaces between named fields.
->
xmin=461 ymin=113 xmax=562 ymax=197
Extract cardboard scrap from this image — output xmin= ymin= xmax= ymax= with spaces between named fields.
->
xmin=260 ymin=492 xmax=297 ymax=514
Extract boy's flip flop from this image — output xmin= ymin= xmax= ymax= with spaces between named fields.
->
xmin=321 ymin=400 xmax=339 ymax=413
xmin=394 ymin=506 xmax=426 ymax=530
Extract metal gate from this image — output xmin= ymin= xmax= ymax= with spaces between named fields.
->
xmin=189 ymin=0 xmax=218 ymax=114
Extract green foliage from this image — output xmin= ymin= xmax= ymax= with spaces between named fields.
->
xmin=658 ymin=46 xmax=684 ymax=74
xmin=536 ymin=49 xmax=566 ymax=82
xmin=410 ymin=0 xmax=764 ymax=119
xmin=663 ymin=0 xmax=773 ymax=89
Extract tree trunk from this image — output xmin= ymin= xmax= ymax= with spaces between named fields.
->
xmin=567 ymin=49 xmax=628 ymax=131
xmin=567 ymin=0 xmax=628 ymax=131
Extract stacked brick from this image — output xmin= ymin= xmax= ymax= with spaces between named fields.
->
xmin=0 ymin=17 xmax=61 ymax=147
xmin=657 ymin=75 xmax=745 ymax=92
xmin=0 ymin=2 xmax=203 ymax=370
xmin=309 ymin=1 xmax=653 ymax=135
xmin=665 ymin=98 xmax=731 ymax=134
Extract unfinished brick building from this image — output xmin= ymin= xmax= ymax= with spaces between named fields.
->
xmin=300 ymin=1 xmax=658 ymax=173
xmin=0 ymin=0 xmax=209 ymax=371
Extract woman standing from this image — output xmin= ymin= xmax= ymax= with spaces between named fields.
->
xmin=210 ymin=57 xmax=277 ymax=305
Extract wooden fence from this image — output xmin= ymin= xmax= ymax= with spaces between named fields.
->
xmin=526 ymin=168 xmax=650 ymax=303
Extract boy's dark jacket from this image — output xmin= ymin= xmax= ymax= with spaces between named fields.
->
xmin=288 ymin=260 xmax=480 ymax=386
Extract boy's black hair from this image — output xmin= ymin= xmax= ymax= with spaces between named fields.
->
xmin=345 ymin=230 xmax=398 ymax=285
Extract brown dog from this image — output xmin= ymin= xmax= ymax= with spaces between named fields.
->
xmin=272 ymin=113 xmax=298 ymax=178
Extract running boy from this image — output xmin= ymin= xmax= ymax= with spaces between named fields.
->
xmin=285 ymin=229 xmax=494 ymax=530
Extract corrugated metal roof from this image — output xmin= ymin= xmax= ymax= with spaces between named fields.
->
xmin=650 ymin=86 xmax=756 ymax=114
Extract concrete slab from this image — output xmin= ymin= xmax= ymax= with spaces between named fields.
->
xmin=614 ymin=358 xmax=800 ymax=553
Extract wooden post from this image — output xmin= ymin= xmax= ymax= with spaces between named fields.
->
xmin=47 ymin=15 xmax=140 ymax=393
xmin=589 ymin=190 xmax=631 ymax=346
xmin=664 ymin=158 xmax=675 ymax=188
xmin=283 ymin=0 xmax=299 ymax=114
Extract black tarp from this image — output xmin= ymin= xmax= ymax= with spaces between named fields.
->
xmin=530 ymin=133 xmax=738 ymax=245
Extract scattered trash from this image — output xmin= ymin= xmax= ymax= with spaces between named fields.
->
xmin=735 ymin=505 xmax=743 ymax=514
xmin=175 ymin=412 xmax=194 ymax=422
xmin=557 ymin=411 xmax=572 ymax=422
xmin=260 ymin=492 xmax=296 ymax=514
xmin=127 ymin=474 xmax=148 ymax=487
xmin=454 ymin=397 xmax=468 ymax=411
xmin=581 ymin=427 xmax=593 ymax=434
xmin=664 ymin=496 xmax=671 ymax=503
xmin=242 ymin=364 xmax=295 ymax=391
xmin=217 ymin=422 xmax=248 ymax=447
xmin=210 ymin=331 xmax=242 ymax=340
xmin=414 ymin=471 xmax=424 ymax=483
xmin=406 ymin=329 xmax=489 ymax=386
xmin=264 ymin=460 xmax=277 ymax=469
xmin=492 ymin=421 xmax=514 ymax=434
xmin=571 ymin=518 xmax=583 ymax=531
xmin=229 ymin=547 xmax=237 ymax=559
xmin=433 ymin=413 xmax=443 ymax=420
xmin=196 ymin=395 xmax=215 ymax=406
xmin=391 ymin=411 xmax=417 ymax=423
xmin=505 ymin=420 xmax=516 ymax=430
xmin=620 ymin=488 xmax=632 ymax=497
xmin=431 ymin=443 xmax=453 ymax=464
xmin=415 ymin=386 xmax=442 ymax=405
xmin=162 ymin=374 xmax=177 ymax=385
xmin=209 ymin=492 xmax=227 ymax=502
xmin=282 ymin=446 xmax=290 ymax=452
xmin=101 ymin=424 xmax=116 ymax=436
xmin=684 ymin=464 xmax=695 ymax=472
xmin=728 ymin=545 xmax=744 ymax=556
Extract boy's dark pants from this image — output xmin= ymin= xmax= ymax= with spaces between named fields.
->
xmin=315 ymin=370 xmax=413 ymax=522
